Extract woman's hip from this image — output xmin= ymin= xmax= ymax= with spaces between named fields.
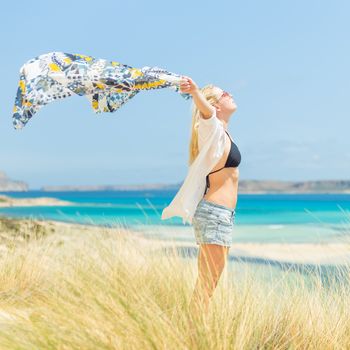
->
xmin=192 ymin=198 xmax=236 ymax=247
xmin=194 ymin=198 xmax=235 ymax=221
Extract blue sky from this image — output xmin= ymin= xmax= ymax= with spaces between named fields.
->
xmin=0 ymin=0 xmax=349 ymax=189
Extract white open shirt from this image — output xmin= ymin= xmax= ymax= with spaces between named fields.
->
xmin=161 ymin=108 xmax=226 ymax=225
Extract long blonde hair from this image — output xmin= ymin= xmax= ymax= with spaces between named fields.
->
xmin=188 ymin=84 xmax=220 ymax=166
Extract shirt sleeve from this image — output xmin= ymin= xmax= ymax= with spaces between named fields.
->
xmin=197 ymin=108 xmax=220 ymax=148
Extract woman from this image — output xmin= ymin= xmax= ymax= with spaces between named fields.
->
xmin=178 ymin=76 xmax=241 ymax=320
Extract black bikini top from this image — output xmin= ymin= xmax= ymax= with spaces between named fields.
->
xmin=204 ymin=130 xmax=241 ymax=193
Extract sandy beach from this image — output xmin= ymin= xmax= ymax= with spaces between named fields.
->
xmin=1 ymin=216 xmax=350 ymax=349
xmin=151 ymin=238 xmax=350 ymax=265
xmin=0 ymin=194 xmax=74 ymax=207
xmin=1 ymin=215 xmax=349 ymax=266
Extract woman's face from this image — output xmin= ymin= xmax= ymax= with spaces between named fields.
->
xmin=212 ymin=86 xmax=237 ymax=114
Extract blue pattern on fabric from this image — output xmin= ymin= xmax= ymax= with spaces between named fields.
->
xmin=12 ymin=52 xmax=192 ymax=129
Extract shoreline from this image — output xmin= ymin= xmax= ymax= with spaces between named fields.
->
xmin=2 ymin=190 xmax=350 ymax=195
xmin=1 ymin=215 xmax=350 ymax=266
xmin=0 ymin=194 xmax=75 ymax=207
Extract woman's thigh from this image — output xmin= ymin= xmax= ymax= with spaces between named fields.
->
xmin=198 ymin=243 xmax=229 ymax=281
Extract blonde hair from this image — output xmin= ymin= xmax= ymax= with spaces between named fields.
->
xmin=188 ymin=84 xmax=220 ymax=166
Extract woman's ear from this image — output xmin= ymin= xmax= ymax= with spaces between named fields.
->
xmin=213 ymin=104 xmax=221 ymax=112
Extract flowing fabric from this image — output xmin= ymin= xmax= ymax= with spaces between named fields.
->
xmin=12 ymin=51 xmax=192 ymax=129
xmin=161 ymin=108 xmax=226 ymax=224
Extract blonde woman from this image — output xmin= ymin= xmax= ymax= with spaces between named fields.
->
xmin=162 ymin=76 xmax=240 ymax=320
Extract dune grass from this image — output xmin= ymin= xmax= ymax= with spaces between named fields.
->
xmin=0 ymin=218 xmax=349 ymax=349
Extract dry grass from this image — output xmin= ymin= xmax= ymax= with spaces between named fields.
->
xmin=0 ymin=217 xmax=349 ymax=349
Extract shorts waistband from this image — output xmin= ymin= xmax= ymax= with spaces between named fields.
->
xmin=200 ymin=198 xmax=236 ymax=214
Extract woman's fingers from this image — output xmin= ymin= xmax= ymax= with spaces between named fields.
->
xmin=179 ymin=76 xmax=195 ymax=93
xmin=180 ymin=76 xmax=191 ymax=83
xmin=180 ymin=81 xmax=190 ymax=90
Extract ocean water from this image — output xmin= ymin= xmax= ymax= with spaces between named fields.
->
xmin=1 ymin=191 xmax=350 ymax=244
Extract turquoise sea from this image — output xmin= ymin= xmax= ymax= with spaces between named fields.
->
xmin=1 ymin=191 xmax=350 ymax=244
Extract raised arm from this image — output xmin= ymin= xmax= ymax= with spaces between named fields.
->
xmin=179 ymin=76 xmax=215 ymax=119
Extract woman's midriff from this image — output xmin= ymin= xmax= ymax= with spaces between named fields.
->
xmin=203 ymin=167 xmax=239 ymax=210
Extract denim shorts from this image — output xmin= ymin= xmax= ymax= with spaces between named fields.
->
xmin=192 ymin=198 xmax=236 ymax=247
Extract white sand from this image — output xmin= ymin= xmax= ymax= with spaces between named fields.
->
xmin=0 ymin=195 xmax=74 ymax=207
xmin=1 ymin=215 xmax=349 ymax=266
xmin=132 ymin=225 xmax=350 ymax=265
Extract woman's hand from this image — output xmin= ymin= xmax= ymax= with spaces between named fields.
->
xmin=179 ymin=76 xmax=199 ymax=95
xmin=180 ymin=76 xmax=214 ymax=118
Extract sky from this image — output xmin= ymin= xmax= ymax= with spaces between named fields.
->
xmin=0 ymin=0 xmax=349 ymax=189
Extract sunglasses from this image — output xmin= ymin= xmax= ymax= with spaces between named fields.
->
xmin=218 ymin=90 xmax=232 ymax=100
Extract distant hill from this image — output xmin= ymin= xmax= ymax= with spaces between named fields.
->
xmin=1 ymin=168 xmax=349 ymax=193
xmin=238 ymin=180 xmax=350 ymax=194
xmin=0 ymin=171 xmax=28 ymax=191
xmin=41 ymin=183 xmax=180 ymax=192
xmin=41 ymin=180 xmax=350 ymax=194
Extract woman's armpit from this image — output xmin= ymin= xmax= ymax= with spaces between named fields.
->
xmin=199 ymin=107 xmax=216 ymax=120
xmin=199 ymin=112 xmax=212 ymax=120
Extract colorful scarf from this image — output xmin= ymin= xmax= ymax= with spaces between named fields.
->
xmin=12 ymin=51 xmax=192 ymax=129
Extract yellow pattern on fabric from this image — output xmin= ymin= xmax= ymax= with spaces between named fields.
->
xmin=133 ymin=80 xmax=167 ymax=90
xmin=95 ymin=83 xmax=105 ymax=90
xmin=19 ymin=80 xmax=26 ymax=93
xmin=49 ymin=63 xmax=60 ymax=72
xmin=73 ymin=54 xmax=93 ymax=61
xmin=92 ymin=100 xmax=99 ymax=110
xmin=12 ymin=51 xmax=192 ymax=130
xmin=130 ymin=68 xmax=143 ymax=79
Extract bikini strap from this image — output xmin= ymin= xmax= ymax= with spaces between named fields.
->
xmin=206 ymin=166 xmax=226 ymax=191
xmin=208 ymin=166 xmax=226 ymax=175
